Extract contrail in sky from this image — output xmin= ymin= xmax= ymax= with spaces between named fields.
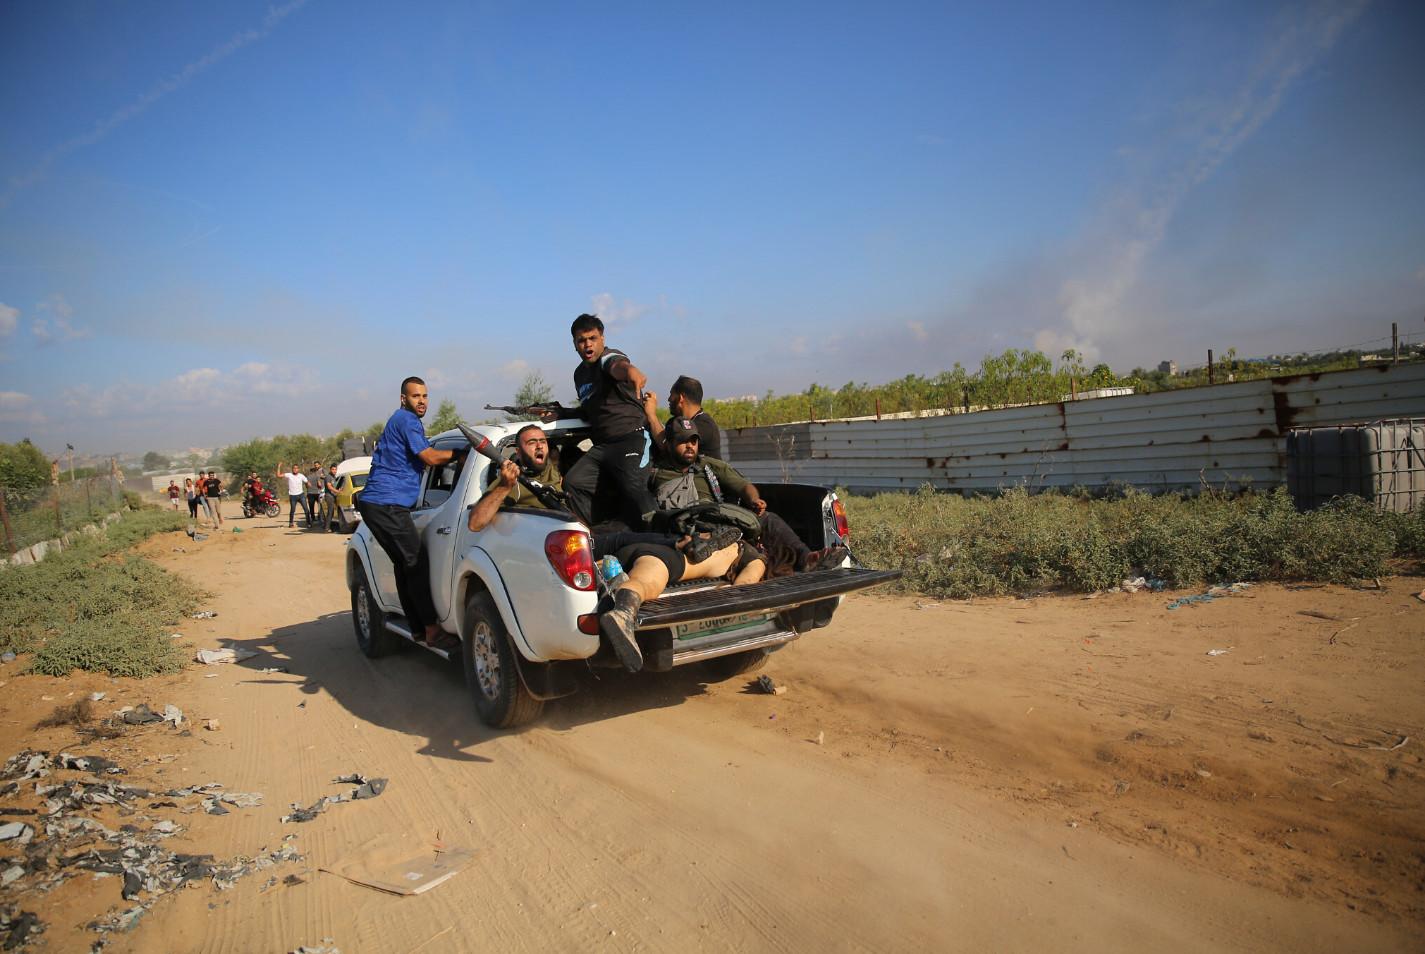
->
xmin=1039 ymin=0 xmax=1371 ymax=361
xmin=1 ymin=0 xmax=312 ymax=211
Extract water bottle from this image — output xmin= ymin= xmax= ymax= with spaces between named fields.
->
xmin=597 ymin=556 xmax=629 ymax=592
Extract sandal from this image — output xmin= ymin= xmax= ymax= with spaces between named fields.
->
xmin=417 ymin=630 xmax=460 ymax=652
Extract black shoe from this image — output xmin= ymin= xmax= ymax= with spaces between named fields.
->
xmin=599 ymin=589 xmax=644 ymax=672
xmin=684 ymin=527 xmax=742 ymax=564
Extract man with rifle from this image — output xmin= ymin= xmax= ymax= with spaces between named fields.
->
xmin=466 ymin=423 xmax=736 ymax=565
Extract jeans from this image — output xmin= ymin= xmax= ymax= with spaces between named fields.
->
xmin=288 ymin=494 xmax=310 ymax=526
xmin=306 ymin=493 xmax=320 ymax=526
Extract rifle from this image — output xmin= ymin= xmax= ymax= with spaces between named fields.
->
xmin=457 ymin=422 xmax=571 ymax=512
xmin=482 ymin=402 xmax=569 ymax=420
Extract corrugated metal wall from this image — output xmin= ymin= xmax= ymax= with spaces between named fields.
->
xmin=721 ymin=363 xmax=1425 ymax=495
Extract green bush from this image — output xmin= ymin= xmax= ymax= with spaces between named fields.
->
xmin=845 ymin=485 xmax=1417 ymax=598
xmin=0 ymin=510 xmax=203 ymax=676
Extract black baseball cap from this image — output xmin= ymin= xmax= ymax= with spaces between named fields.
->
xmin=667 ymin=417 xmax=700 ymax=444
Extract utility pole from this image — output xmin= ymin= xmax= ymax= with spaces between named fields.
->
xmin=66 ymin=442 xmax=75 ymax=484
xmin=1208 ymin=349 xmax=1214 ymax=386
xmin=1393 ymin=323 xmax=1399 ymax=364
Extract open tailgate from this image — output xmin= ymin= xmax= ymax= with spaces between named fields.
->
xmin=636 ymin=567 xmax=903 ymax=627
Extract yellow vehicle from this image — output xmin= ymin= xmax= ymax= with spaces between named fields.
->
xmin=331 ymin=455 xmax=372 ymax=533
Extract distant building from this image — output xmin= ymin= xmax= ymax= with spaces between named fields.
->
xmin=1157 ymin=360 xmax=1177 ymax=376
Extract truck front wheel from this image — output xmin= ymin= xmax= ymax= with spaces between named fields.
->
xmin=462 ymin=591 xmax=543 ymax=729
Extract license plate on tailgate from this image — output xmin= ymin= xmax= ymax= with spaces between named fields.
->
xmin=674 ymin=612 xmax=770 ymax=640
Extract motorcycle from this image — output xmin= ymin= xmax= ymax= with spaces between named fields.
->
xmin=241 ymin=485 xmax=281 ymax=518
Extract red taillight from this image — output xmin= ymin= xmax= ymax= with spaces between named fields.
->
xmin=831 ymin=498 xmax=850 ymax=540
xmin=545 ymin=530 xmax=595 ymax=590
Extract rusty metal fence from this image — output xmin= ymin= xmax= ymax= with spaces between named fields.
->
xmin=723 ymin=362 xmax=1425 ymax=502
xmin=0 ymin=474 xmax=128 ymax=556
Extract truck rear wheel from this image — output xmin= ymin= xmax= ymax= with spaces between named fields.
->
xmin=702 ymin=648 xmax=770 ymax=680
xmin=462 ymin=591 xmax=543 ymax=729
xmin=352 ymin=564 xmax=399 ymax=658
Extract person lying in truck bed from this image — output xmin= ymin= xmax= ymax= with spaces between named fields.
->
xmin=599 ymin=536 xmax=765 ymax=673
xmin=650 ymin=417 xmax=847 ymax=573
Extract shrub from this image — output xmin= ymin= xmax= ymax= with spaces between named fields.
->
xmin=0 ymin=510 xmax=203 ymax=676
xmin=844 ymin=485 xmax=1417 ymax=598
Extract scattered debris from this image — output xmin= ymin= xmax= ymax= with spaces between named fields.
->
xmin=282 ymin=776 xmax=390 ymax=823
xmin=90 ymin=692 xmax=106 ymax=702
xmin=171 ymin=547 xmax=186 ymax=553
xmin=191 ymin=611 xmax=218 ymax=619
xmin=205 ymin=720 xmax=221 ymax=732
xmin=752 ymin=675 xmax=786 ymax=695
xmin=0 ymin=652 xmax=14 ymax=664
xmin=195 ymin=648 xmax=256 ymax=665
xmin=258 ymin=666 xmax=290 ymax=674
xmin=0 ymin=749 xmax=296 ymax=949
xmin=287 ymin=940 xmax=341 ymax=954
xmin=1206 ymin=649 xmax=1229 ymax=656
xmin=816 ymin=731 xmax=825 ymax=745
xmin=1167 ymin=582 xmax=1253 ymax=610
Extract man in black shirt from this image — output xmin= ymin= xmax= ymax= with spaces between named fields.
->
xmin=555 ymin=314 xmax=658 ymax=529
xmin=643 ymin=374 xmax=722 ymax=461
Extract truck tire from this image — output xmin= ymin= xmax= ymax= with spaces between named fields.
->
xmin=462 ymin=591 xmax=543 ymax=729
xmin=351 ymin=564 xmax=399 ymax=658
xmin=702 ymin=648 xmax=770 ymax=680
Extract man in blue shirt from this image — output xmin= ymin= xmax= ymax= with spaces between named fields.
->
xmin=357 ymin=376 xmax=462 ymax=650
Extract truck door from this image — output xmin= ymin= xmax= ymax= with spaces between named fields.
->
xmin=412 ymin=448 xmax=468 ymax=623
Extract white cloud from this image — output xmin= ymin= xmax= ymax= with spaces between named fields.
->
xmin=498 ymin=359 xmax=530 ymax=380
xmin=30 ymin=294 xmax=91 ymax=345
xmin=0 ymin=391 xmax=45 ymax=427
xmin=590 ymin=293 xmax=649 ymax=327
xmin=55 ymin=361 xmax=320 ymax=423
xmin=0 ymin=302 xmax=17 ymax=363
xmin=590 ymin=292 xmax=689 ymax=328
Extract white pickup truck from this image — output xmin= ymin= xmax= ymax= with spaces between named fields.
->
xmin=345 ymin=418 xmax=901 ymax=728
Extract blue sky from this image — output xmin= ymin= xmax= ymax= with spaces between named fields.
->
xmin=1 ymin=0 xmax=1421 ymax=455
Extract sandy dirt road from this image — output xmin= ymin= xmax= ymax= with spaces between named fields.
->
xmin=3 ymin=516 xmax=1423 ymax=953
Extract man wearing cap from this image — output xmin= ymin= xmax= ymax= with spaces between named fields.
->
xmin=358 ymin=376 xmax=463 ymax=650
xmin=551 ymin=313 xmax=658 ymax=530
xmin=642 ymin=374 xmax=722 ymax=461
xmin=651 ymin=418 xmax=846 ymax=572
